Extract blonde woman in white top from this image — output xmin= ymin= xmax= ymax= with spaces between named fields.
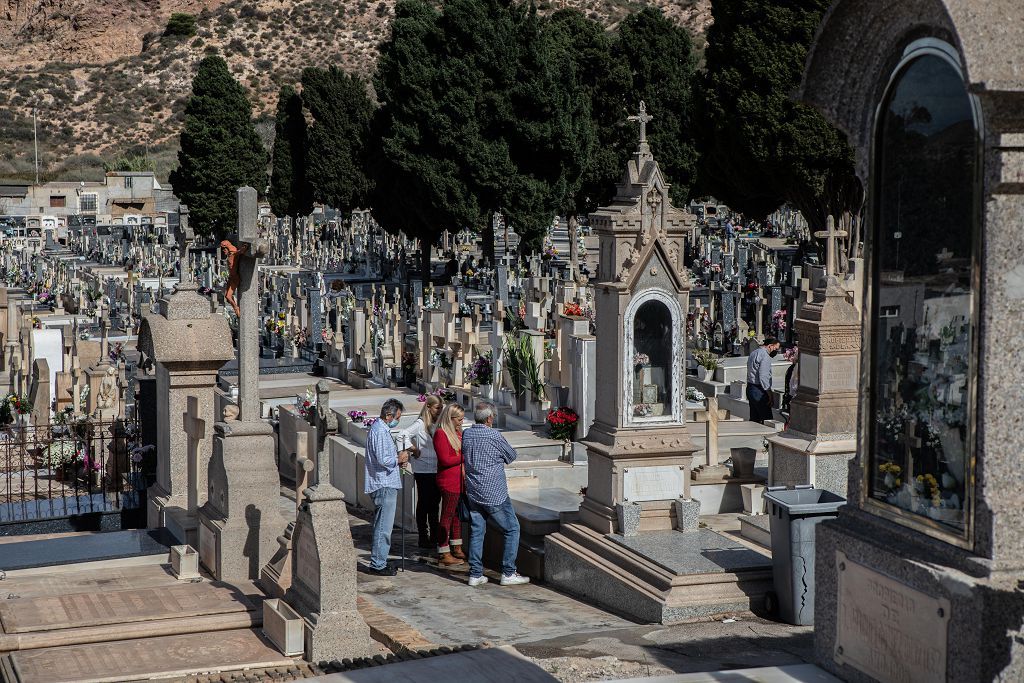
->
xmin=400 ymin=395 xmax=443 ymax=549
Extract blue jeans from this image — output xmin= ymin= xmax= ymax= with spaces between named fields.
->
xmin=467 ymin=497 xmax=520 ymax=578
xmin=369 ymin=487 xmax=399 ymax=570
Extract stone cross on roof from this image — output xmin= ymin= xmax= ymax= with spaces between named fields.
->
xmin=814 ymin=216 xmax=848 ymax=277
xmin=628 ymin=101 xmax=654 ymax=144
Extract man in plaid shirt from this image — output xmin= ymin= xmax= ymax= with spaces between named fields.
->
xmin=461 ymin=402 xmax=529 ymax=587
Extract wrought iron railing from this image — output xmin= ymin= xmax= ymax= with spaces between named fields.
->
xmin=0 ymin=416 xmax=144 ymax=523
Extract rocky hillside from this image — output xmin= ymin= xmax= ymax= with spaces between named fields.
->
xmin=0 ymin=0 xmax=711 ymax=182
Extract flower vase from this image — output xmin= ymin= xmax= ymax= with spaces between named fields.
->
xmin=478 ymin=383 xmax=493 ymax=398
xmin=699 ymin=367 xmax=714 ymax=382
xmin=92 ymin=470 xmax=102 ymax=489
xmin=560 ymin=440 xmax=573 ymax=463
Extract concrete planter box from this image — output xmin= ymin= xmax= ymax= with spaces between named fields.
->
xmin=169 ymin=544 xmax=200 ymax=580
xmin=262 ymin=598 xmax=305 ymax=657
xmin=741 ymin=483 xmax=766 ymax=515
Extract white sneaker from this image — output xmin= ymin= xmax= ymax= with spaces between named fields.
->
xmin=468 ymin=575 xmax=488 ymax=587
xmin=500 ymin=573 xmax=530 ymax=586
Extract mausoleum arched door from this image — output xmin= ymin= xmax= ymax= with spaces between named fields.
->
xmin=866 ymin=39 xmax=981 ymax=544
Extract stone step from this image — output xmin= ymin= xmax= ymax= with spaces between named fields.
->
xmin=739 ymin=513 xmax=771 ymax=549
xmin=0 ymin=528 xmax=174 ymax=573
xmin=0 ymin=628 xmax=293 ymax=683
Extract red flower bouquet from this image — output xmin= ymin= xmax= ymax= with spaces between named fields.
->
xmin=546 ymin=406 xmax=579 ymax=442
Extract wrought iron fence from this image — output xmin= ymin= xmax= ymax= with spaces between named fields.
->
xmin=0 ymin=416 xmax=144 ymax=524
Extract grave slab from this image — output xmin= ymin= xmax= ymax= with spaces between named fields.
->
xmin=0 ymin=529 xmax=173 ymax=572
xmin=0 ymin=581 xmax=259 ymax=634
xmin=605 ymin=529 xmax=771 ymax=575
xmin=1 ymin=628 xmax=292 ymax=683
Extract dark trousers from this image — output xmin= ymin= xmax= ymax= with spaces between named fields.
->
xmin=746 ymin=385 xmax=774 ymax=424
xmin=414 ymin=473 xmax=441 ymax=543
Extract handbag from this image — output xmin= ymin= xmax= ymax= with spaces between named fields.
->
xmin=457 ymin=464 xmax=472 ymax=521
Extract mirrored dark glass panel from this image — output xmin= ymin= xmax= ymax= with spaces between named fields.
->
xmin=870 ymin=54 xmax=977 ymax=533
xmin=632 ymin=299 xmax=673 ymax=418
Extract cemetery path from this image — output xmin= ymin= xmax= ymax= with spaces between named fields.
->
xmin=349 ymin=515 xmax=816 ymax=681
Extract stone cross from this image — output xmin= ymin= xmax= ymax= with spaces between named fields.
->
xmin=177 ymin=205 xmax=194 ymax=286
xmin=236 ymin=187 xmax=268 ymax=422
xmin=814 ymin=216 xmax=849 ymax=277
xmin=899 ymin=419 xmax=922 ymax=479
xmin=705 ymin=395 xmax=721 ymax=468
xmin=294 ymin=431 xmax=313 ymax=513
xmin=183 ymin=394 xmax=206 ymax=516
xmin=628 ymin=101 xmax=654 ymax=144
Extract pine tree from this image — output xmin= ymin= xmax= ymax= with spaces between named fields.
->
xmin=169 ymin=55 xmax=267 ymax=238
xmin=268 ymin=85 xmax=311 ymax=226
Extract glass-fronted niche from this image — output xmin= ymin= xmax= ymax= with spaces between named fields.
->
xmin=868 ymin=44 xmax=979 ymax=540
xmin=632 ymin=298 xmax=673 ymax=419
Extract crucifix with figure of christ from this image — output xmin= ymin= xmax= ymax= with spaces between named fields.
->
xmin=234 ymin=187 xmax=269 ymax=423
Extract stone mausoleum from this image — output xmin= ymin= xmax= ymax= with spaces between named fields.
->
xmin=799 ymin=1 xmax=1024 ymax=681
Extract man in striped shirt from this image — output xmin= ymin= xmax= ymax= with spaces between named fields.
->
xmin=461 ymin=402 xmax=529 ymax=587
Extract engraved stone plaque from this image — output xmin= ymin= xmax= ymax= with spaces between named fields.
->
xmin=821 ymin=355 xmax=857 ymax=393
xmin=835 ymin=551 xmax=949 ymax=683
xmin=622 ymin=465 xmax=686 ymax=503
xmin=294 ymin=519 xmax=321 ymax=598
xmin=800 ymin=353 xmax=819 ymax=391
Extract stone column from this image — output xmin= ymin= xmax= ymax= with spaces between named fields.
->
xmin=766 ymin=276 xmax=859 ymax=494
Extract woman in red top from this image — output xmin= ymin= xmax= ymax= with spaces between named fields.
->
xmin=432 ymin=403 xmax=466 ymax=566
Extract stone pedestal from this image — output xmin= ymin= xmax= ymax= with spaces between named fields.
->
xmin=140 ymin=293 xmax=233 ymax=545
xmin=284 ymin=484 xmax=375 ymax=662
xmin=198 ymin=419 xmax=280 ymax=582
xmin=578 ymin=424 xmax=696 ymax=534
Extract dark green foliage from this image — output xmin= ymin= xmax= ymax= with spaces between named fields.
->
xmin=546 ymin=9 xmax=631 ymax=216
xmin=164 ymin=13 xmax=197 ymax=38
xmin=268 ymin=85 xmax=312 ymax=221
xmin=302 ymin=66 xmax=374 ymax=214
xmin=103 ymin=154 xmax=154 ymax=173
xmin=696 ymin=0 xmax=860 ymax=225
xmin=369 ymin=0 xmax=480 ymax=254
xmin=169 ymin=56 xmax=268 ymax=238
xmin=614 ymin=8 xmax=699 ymax=206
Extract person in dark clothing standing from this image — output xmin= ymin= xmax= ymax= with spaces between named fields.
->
xmin=746 ymin=337 xmax=780 ymax=424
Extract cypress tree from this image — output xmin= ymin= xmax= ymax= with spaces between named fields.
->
xmin=169 ymin=55 xmax=267 ymax=238
xmin=696 ymin=0 xmax=860 ymax=226
xmin=302 ymin=67 xmax=374 ymax=214
xmin=268 ymin=85 xmax=311 ymax=226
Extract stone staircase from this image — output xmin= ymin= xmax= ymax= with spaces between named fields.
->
xmin=0 ymin=530 xmax=294 ymax=683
